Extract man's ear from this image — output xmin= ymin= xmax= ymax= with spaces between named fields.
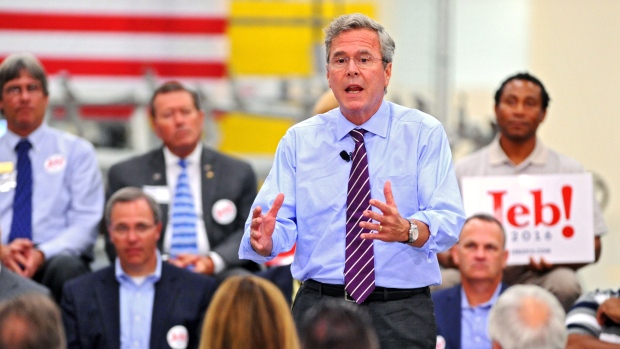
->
xmin=154 ymin=221 xmax=163 ymax=242
xmin=501 ymin=250 xmax=509 ymax=270
xmin=538 ymin=109 xmax=547 ymax=122
xmin=450 ymin=245 xmax=460 ymax=268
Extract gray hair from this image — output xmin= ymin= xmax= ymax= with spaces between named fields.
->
xmin=463 ymin=213 xmax=507 ymax=248
xmin=488 ymin=285 xmax=567 ymax=349
xmin=0 ymin=293 xmax=65 ymax=349
xmin=324 ymin=13 xmax=395 ymax=68
xmin=0 ymin=53 xmax=49 ymax=98
xmin=105 ymin=187 xmax=161 ymax=226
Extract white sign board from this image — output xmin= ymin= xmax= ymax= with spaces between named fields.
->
xmin=461 ymin=174 xmax=594 ymax=265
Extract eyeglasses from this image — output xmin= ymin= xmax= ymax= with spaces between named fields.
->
xmin=329 ymin=54 xmax=384 ymax=70
xmin=3 ymin=83 xmax=43 ymax=97
xmin=110 ymin=223 xmax=156 ymax=236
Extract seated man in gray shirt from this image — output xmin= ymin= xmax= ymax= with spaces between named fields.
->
xmin=446 ymin=72 xmax=606 ymax=312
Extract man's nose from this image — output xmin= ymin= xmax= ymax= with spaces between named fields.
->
xmin=513 ymin=102 xmax=526 ymax=115
xmin=18 ymin=89 xmax=32 ymax=100
xmin=173 ymin=112 xmax=186 ymax=123
xmin=346 ymin=59 xmax=360 ymax=75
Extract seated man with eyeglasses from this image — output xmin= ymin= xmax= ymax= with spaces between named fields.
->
xmin=0 ymin=53 xmax=104 ymax=303
xmin=61 ymin=187 xmax=217 ymax=349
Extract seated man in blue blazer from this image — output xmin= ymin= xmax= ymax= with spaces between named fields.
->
xmin=432 ymin=214 xmax=509 ymax=349
xmin=61 ymin=187 xmax=217 ymax=349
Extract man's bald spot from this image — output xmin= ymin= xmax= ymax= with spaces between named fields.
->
xmin=0 ymin=315 xmax=29 ymax=346
xmin=519 ymin=297 xmax=551 ymax=328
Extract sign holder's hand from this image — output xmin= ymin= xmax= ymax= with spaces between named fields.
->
xmin=528 ymin=256 xmax=554 ymax=272
xmin=250 ymin=193 xmax=284 ymax=256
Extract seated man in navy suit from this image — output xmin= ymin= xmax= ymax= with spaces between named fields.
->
xmin=61 ymin=187 xmax=217 ymax=349
xmin=432 ymin=214 xmax=509 ymax=349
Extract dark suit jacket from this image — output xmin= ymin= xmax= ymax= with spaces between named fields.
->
xmin=0 ymin=267 xmax=50 ymax=302
xmin=61 ymin=262 xmax=217 ymax=349
xmin=105 ymin=145 xmax=258 ymax=271
xmin=432 ymin=282 xmax=508 ymax=349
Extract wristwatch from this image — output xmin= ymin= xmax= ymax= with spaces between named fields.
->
xmin=400 ymin=220 xmax=419 ymax=244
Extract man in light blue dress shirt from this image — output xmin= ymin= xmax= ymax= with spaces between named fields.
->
xmin=433 ymin=214 xmax=509 ymax=349
xmin=0 ymin=53 xmax=103 ymax=302
xmin=239 ymin=14 xmax=465 ymax=349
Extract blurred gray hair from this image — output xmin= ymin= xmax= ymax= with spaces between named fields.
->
xmin=0 ymin=53 xmax=49 ymax=98
xmin=463 ymin=213 xmax=507 ymax=248
xmin=324 ymin=13 xmax=395 ymax=68
xmin=488 ymin=285 xmax=567 ymax=349
xmin=105 ymin=187 xmax=161 ymax=226
xmin=0 ymin=293 xmax=65 ymax=349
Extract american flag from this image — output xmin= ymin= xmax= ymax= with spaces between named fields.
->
xmin=0 ymin=0 xmax=229 ymax=118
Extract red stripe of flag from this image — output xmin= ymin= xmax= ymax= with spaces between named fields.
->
xmin=29 ymin=58 xmax=227 ymax=78
xmin=0 ymin=11 xmax=226 ymax=34
xmin=53 ymin=105 xmax=136 ymax=120
xmin=80 ymin=105 xmax=135 ymax=119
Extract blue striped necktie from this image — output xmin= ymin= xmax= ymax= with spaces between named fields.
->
xmin=344 ymin=129 xmax=375 ymax=304
xmin=9 ymin=139 xmax=33 ymax=242
xmin=169 ymin=159 xmax=198 ymax=256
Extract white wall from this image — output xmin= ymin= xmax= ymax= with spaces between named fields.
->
xmin=382 ymin=0 xmax=619 ymax=292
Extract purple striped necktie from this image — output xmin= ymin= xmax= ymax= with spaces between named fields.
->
xmin=344 ymin=128 xmax=375 ymax=304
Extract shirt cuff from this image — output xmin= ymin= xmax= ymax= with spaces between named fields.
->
xmin=209 ymin=251 xmax=226 ymax=274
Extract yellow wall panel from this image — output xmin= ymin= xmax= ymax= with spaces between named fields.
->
xmin=217 ymin=112 xmax=294 ymax=154
xmin=232 ymin=1 xmax=312 ymax=17
xmin=229 ymin=26 xmax=313 ymax=75
xmin=229 ymin=0 xmax=376 ymax=76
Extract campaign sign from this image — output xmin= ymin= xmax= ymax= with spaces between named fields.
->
xmin=461 ymin=173 xmax=594 ymax=265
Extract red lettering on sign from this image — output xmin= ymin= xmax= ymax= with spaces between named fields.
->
xmin=507 ymin=204 xmax=530 ymax=227
xmin=531 ymin=189 xmax=560 ymax=226
xmin=489 ymin=191 xmax=507 ymax=224
xmin=487 ymin=185 xmax=574 ymax=239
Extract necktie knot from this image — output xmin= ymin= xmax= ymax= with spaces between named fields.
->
xmin=350 ymin=129 xmax=367 ymax=143
xmin=15 ymin=139 xmax=31 ymax=153
xmin=178 ymin=159 xmax=187 ymax=169
xmin=349 ymin=129 xmax=367 ymax=143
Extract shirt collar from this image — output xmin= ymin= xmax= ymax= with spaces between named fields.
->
xmin=5 ymin=124 xmax=47 ymax=153
xmin=115 ymin=250 xmax=163 ymax=284
xmin=461 ymin=282 xmax=503 ymax=310
xmin=336 ymin=100 xmax=389 ymax=140
xmin=163 ymin=143 xmax=202 ymax=167
xmin=488 ymin=136 xmax=548 ymax=167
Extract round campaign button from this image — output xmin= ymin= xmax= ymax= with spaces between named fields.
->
xmin=436 ymin=335 xmax=446 ymax=349
xmin=212 ymin=199 xmax=237 ymax=225
xmin=166 ymin=325 xmax=189 ymax=349
xmin=44 ymin=154 xmax=66 ymax=173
